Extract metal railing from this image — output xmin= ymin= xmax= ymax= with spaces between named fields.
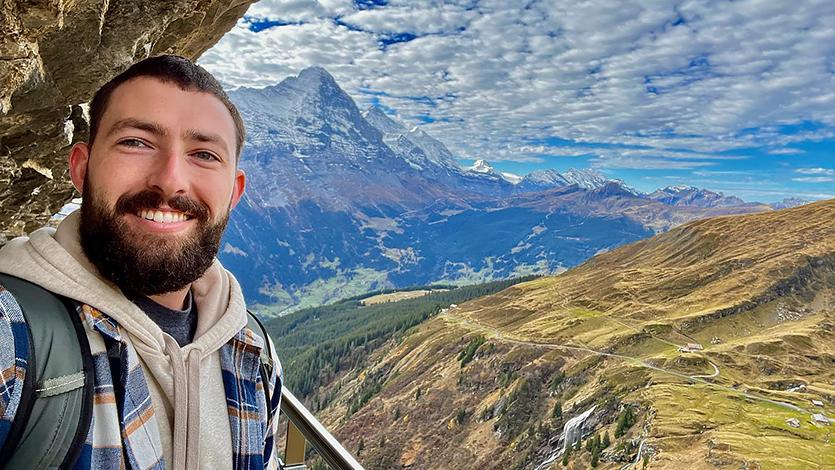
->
xmin=280 ymin=385 xmax=365 ymax=470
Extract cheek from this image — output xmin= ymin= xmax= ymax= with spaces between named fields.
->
xmin=89 ymin=159 xmax=145 ymax=193
xmin=84 ymin=174 xmax=125 ymax=209
xmin=198 ymin=176 xmax=236 ymax=214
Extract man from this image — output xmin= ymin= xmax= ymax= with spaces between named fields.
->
xmin=0 ymin=55 xmax=281 ymax=469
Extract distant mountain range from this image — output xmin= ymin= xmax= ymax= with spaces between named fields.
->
xmin=219 ymin=67 xmax=801 ymax=314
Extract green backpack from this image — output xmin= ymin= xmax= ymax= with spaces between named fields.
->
xmin=0 ymin=274 xmax=275 ymax=469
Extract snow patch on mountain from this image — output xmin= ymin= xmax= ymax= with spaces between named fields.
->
xmin=501 ymin=172 xmax=523 ymax=184
xmin=363 ymin=106 xmax=460 ymax=173
xmin=517 ymin=167 xmax=638 ymax=194
xmin=649 ymin=186 xmax=745 ymax=208
xmin=770 ymin=197 xmax=812 ymax=210
xmin=468 ymin=159 xmax=495 ymax=174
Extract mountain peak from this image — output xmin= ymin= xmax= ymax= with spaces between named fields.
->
xmin=649 ymin=185 xmax=745 ymax=208
xmin=662 ymin=185 xmax=700 ymax=193
xmin=468 ymin=159 xmax=495 ymax=174
xmin=298 ymin=65 xmax=335 ymax=82
xmin=561 ymin=168 xmax=613 ymax=190
xmin=770 ymin=197 xmax=812 ymax=210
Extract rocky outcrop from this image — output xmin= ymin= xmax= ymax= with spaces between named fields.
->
xmin=1 ymin=0 xmax=255 ymax=240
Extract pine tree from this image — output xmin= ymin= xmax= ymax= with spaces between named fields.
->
xmin=603 ymin=432 xmax=611 ymax=448
xmin=552 ymin=401 xmax=562 ymax=419
xmin=562 ymin=446 xmax=570 ymax=466
xmin=615 ymin=406 xmax=636 ymax=437
xmin=591 ymin=449 xmax=599 ymax=467
xmin=357 ymin=437 xmax=365 ymax=455
xmin=415 ymin=387 xmax=422 ymax=400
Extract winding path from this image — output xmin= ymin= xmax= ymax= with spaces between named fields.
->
xmin=443 ymin=310 xmax=804 ymax=413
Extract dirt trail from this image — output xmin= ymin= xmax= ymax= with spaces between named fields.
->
xmin=443 ymin=310 xmax=804 ymax=412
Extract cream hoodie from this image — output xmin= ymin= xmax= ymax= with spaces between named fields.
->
xmin=0 ymin=211 xmax=248 ymax=469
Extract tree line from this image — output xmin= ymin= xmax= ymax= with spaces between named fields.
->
xmin=263 ymin=275 xmax=540 ymax=402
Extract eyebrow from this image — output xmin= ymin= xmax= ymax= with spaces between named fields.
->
xmin=107 ymin=118 xmax=167 ymax=138
xmin=183 ymin=128 xmax=228 ymax=150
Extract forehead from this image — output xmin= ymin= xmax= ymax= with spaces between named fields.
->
xmin=101 ymin=77 xmax=236 ymax=152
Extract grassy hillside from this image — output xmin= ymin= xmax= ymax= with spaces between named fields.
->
xmin=312 ymin=199 xmax=835 ymax=469
xmin=263 ymin=276 xmax=539 ymax=407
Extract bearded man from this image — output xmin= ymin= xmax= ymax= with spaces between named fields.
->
xmin=0 ymin=55 xmax=282 ymax=469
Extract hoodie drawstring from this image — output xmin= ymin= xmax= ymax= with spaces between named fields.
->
xmin=186 ymin=348 xmax=202 ymax=468
xmin=165 ymin=336 xmax=203 ymax=469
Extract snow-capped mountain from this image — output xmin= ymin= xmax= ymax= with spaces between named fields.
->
xmin=220 ymin=66 xmax=770 ymax=314
xmin=500 ymin=172 xmax=523 ymax=184
xmin=228 ymin=67 xmax=465 ymax=213
xmin=362 ymin=106 xmax=460 ymax=174
xmin=770 ymin=197 xmax=811 ymax=210
xmin=468 ymin=159 xmax=495 ymax=174
xmin=517 ymin=167 xmax=637 ymax=194
xmin=518 ymin=169 xmax=569 ymax=191
xmin=648 ymin=185 xmax=746 ymax=208
xmin=360 ymin=108 xmax=516 ymax=197
xmin=561 ymin=168 xmax=613 ymax=189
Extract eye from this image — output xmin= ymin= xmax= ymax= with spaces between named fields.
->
xmin=193 ymin=151 xmax=220 ymax=162
xmin=118 ymin=138 xmax=149 ymax=148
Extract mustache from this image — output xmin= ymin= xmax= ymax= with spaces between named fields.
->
xmin=114 ymin=190 xmax=210 ymax=222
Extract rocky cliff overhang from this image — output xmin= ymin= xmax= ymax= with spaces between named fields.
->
xmin=0 ymin=0 xmax=255 ymax=241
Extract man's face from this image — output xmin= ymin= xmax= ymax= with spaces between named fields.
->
xmin=69 ymin=77 xmax=245 ymax=295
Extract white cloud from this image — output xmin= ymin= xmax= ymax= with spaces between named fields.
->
xmin=200 ymin=0 xmax=835 ymax=170
xmin=792 ymin=176 xmax=835 ymax=183
xmin=244 ymin=0 xmax=354 ymax=22
xmin=590 ymin=157 xmax=716 ymax=170
xmin=795 ymin=167 xmax=835 ymax=175
xmin=768 ymin=148 xmax=805 ymax=155
xmin=341 ymin=4 xmax=476 ymax=34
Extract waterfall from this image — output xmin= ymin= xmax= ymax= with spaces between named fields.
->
xmin=535 ymin=405 xmax=597 ymax=470
xmin=562 ymin=405 xmax=596 ymax=452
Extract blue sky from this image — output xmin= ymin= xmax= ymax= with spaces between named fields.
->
xmin=200 ymin=0 xmax=835 ymax=203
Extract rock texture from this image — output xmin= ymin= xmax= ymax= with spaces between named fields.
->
xmin=0 ymin=0 xmax=255 ymax=240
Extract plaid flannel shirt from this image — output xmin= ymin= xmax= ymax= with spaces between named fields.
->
xmin=0 ymin=286 xmax=282 ymax=469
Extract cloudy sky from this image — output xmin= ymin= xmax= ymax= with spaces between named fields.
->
xmin=200 ymin=0 xmax=835 ymax=202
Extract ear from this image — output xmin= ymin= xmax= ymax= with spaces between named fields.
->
xmin=229 ymin=169 xmax=246 ymax=209
xmin=68 ymin=142 xmax=90 ymax=194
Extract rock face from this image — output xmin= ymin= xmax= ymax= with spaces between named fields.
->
xmin=0 ymin=0 xmax=255 ymax=240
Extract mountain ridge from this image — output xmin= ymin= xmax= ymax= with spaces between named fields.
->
xmin=221 ymin=66 xmax=779 ymax=313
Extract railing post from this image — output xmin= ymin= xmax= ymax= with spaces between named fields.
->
xmin=284 ymin=421 xmax=307 ymax=466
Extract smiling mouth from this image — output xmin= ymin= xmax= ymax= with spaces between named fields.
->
xmin=136 ymin=209 xmax=193 ymax=224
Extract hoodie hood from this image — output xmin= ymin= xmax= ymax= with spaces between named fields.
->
xmin=0 ymin=210 xmax=246 ymax=469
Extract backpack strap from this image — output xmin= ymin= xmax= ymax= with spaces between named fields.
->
xmin=0 ymin=274 xmax=94 ymax=469
xmin=246 ymin=310 xmax=277 ymax=425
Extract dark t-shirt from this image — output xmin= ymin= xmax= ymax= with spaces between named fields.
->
xmin=132 ymin=291 xmax=198 ymax=347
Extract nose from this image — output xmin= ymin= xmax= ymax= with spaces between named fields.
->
xmin=147 ymin=148 xmax=187 ymax=197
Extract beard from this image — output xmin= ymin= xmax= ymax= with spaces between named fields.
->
xmin=79 ymin=184 xmax=229 ymax=296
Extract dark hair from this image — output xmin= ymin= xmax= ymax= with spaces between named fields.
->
xmin=88 ymin=54 xmax=245 ymax=160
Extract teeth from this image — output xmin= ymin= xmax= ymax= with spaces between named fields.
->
xmin=137 ymin=209 xmax=188 ymax=223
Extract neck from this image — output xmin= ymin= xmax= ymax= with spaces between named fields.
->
xmin=148 ymin=286 xmax=191 ymax=310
